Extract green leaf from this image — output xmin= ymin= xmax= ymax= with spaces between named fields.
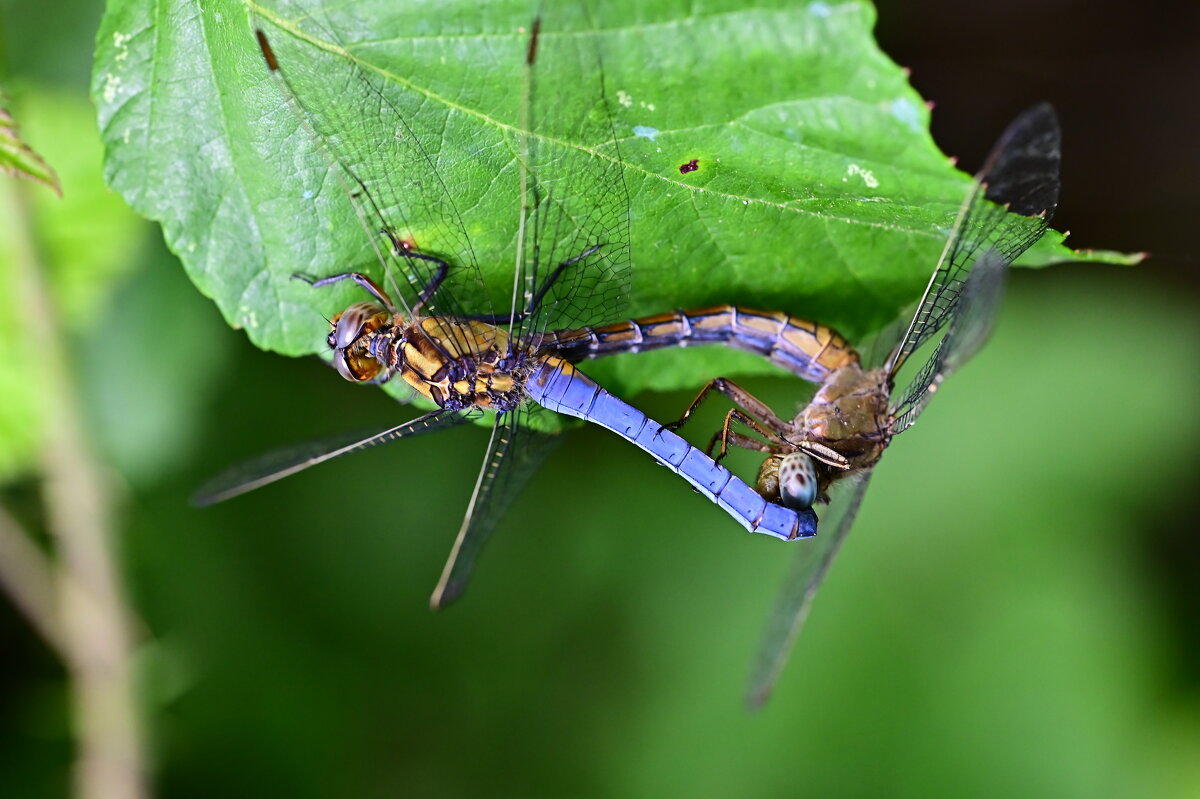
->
xmin=92 ymin=0 xmax=1136 ymax=409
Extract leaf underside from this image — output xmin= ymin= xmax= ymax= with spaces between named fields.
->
xmin=91 ymin=0 xmax=1135 ymax=414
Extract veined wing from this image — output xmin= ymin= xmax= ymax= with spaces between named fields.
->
xmin=746 ymin=472 xmax=873 ymax=710
xmin=192 ymin=409 xmax=473 ymax=506
xmin=429 ymin=404 xmax=564 ymax=609
xmin=890 ymin=248 xmax=1008 ymax=433
xmin=251 ymin=0 xmax=493 ymax=353
xmin=509 ymin=10 xmax=632 ymax=344
xmin=886 ymin=104 xmax=1060 ymax=376
xmin=427 ymin=14 xmax=622 ymax=608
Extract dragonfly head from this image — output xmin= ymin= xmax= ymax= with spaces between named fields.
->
xmin=757 ymin=452 xmax=818 ymax=510
xmin=328 ymin=301 xmax=390 ymax=381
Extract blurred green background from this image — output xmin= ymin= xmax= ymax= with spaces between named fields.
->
xmin=2 ymin=0 xmax=1198 ymax=797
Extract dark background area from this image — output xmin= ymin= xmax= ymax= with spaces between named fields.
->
xmin=1 ymin=0 xmax=1197 ymax=796
xmin=878 ymin=0 xmax=1199 ymax=284
xmin=875 ymin=0 xmax=1200 ymax=690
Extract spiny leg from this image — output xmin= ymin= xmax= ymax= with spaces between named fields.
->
xmin=665 ymin=377 xmax=792 ymax=437
xmin=703 ymin=403 xmax=848 ymax=470
xmin=524 ymin=243 xmax=603 ymax=316
xmin=377 ymin=230 xmax=453 ymax=315
xmin=294 ymin=232 xmax=453 ymax=317
xmin=292 ymin=271 xmax=397 ymax=313
xmin=715 ymin=428 xmax=778 ymax=455
xmin=707 ymin=409 xmax=794 ymax=462
xmin=406 ymin=243 xmax=603 ymax=325
xmin=450 ymin=244 xmax=606 ymax=327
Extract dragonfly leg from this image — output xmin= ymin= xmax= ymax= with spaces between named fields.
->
xmin=462 ymin=244 xmax=605 ymax=328
xmin=664 ymin=377 xmax=792 ymax=436
xmin=664 ymin=378 xmax=728 ymax=433
xmin=708 ymin=410 xmax=793 ymax=462
xmin=381 ymin=235 xmax=451 ymax=315
xmin=725 ymin=429 xmax=778 ymax=453
xmin=372 ymin=227 xmax=455 ymax=314
xmin=292 ymin=271 xmax=397 ymax=314
xmin=380 ymin=232 xmax=597 ymax=326
xmin=524 ymin=243 xmax=604 ymax=316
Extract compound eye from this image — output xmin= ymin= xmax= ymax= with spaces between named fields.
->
xmin=333 ymin=350 xmax=381 ymax=383
xmin=333 ymin=350 xmax=358 ymax=382
xmin=777 ymin=452 xmax=818 ymax=510
xmin=332 ymin=302 xmax=385 ymax=349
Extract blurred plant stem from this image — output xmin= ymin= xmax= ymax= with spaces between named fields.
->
xmin=2 ymin=180 xmax=149 ymax=798
xmin=0 ymin=504 xmax=65 ymax=651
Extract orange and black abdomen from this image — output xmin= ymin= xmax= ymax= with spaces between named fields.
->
xmin=542 ymin=306 xmax=859 ymax=383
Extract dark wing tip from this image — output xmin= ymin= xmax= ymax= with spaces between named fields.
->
xmin=526 ymin=17 xmax=542 ymax=65
xmin=255 ymin=29 xmax=279 ymax=71
xmin=981 ymin=103 xmax=1061 ymax=219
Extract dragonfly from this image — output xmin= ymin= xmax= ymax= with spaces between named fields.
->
xmin=198 ymin=4 xmax=867 ymax=607
xmin=664 ymin=104 xmax=1062 ymax=706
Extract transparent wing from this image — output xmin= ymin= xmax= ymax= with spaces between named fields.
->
xmin=746 ymin=472 xmax=873 ymax=710
xmin=937 ymin=248 xmax=1008 ymax=373
xmin=858 ymin=313 xmax=909 ymax=372
xmin=192 ymin=409 xmax=472 ymax=506
xmin=429 ymin=404 xmax=564 ymax=609
xmin=886 ymin=104 xmax=1060 ymax=376
xmin=890 ymin=248 xmax=1007 ymax=433
xmin=511 ymin=11 xmax=632 ymax=343
xmin=252 ymin=1 xmax=494 ymax=353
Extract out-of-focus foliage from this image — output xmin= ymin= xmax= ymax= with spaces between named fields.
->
xmin=0 ymin=96 xmax=60 ymax=194
xmin=83 ymin=271 xmax=1200 ymax=798
xmin=1 ymin=0 xmax=1196 ymax=796
xmin=0 ymin=90 xmax=146 ymax=480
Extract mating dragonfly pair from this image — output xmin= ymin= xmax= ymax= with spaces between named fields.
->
xmin=198 ymin=4 xmax=1060 ymax=705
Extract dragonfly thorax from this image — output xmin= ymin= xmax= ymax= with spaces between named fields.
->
xmin=365 ymin=316 xmax=532 ymax=413
xmin=797 ymin=364 xmax=893 ymax=474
